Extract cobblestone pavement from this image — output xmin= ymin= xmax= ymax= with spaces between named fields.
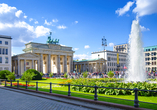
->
xmin=0 ymin=87 xmax=123 ymax=110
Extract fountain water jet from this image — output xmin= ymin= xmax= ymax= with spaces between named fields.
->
xmin=126 ymin=19 xmax=146 ymax=82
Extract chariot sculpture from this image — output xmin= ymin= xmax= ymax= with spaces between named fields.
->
xmin=47 ymin=32 xmax=59 ymax=44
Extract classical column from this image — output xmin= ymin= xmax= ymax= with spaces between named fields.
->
xmin=37 ymin=60 xmax=40 ymax=72
xmin=95 ymin=63 xmax=97 ymax=72
xmin=57 ymin=55 xmax=60 ymax=73
xmin=24 ymin=59 xmax=26 ymax=71
xmin=48 ymin=54 xmax=51 ymax=73
xmin=18 ymin=59 xmax=20 ymax=75
xmin=76 ymin=64 xmax=78 ymax=72
xmin=64 ymin=55 xmax=67 ymax=73
xmin=91 ymin=63 xmax=93 ymax=72
xmin=15 ymin=60 xmax=17 ymax=74
xmin=40 ymin=54 xmax=43 ymax=73
xmin=87 ymin=63 xmax=89 ymax=72
xmin=70 ymin=56 xmax=73 ymax=72
xmin=32 ymin=60 xmax=34 ymax=69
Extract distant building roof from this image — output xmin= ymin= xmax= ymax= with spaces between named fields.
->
xmin=0 ymin=35 xmax=12 ymax=39
xmin=144 ymin=45 xmax=157 ymax=52
xmin=74 ymin=58 xmax=105 ymax=62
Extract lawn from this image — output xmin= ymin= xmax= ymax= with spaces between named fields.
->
xmin=5 ymin=78 xmax=157 ymax=110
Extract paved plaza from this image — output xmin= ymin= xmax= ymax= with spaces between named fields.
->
xmin=0 ymin=87 xmax=123 ymax=110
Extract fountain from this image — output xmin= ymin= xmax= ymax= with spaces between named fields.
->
xmin=126 ymin=19 xmax=147 ymax=82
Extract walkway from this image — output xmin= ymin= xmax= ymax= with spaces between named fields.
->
xmin=0 ymin=86 xmax=122 ymax=110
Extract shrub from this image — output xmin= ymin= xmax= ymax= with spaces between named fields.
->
xmin=108 ymin=71 xmax=114 ymax=78
xmin=83 ymin=71 xmax=88 ymax=78
xmin=64 ymin=73 xmax=68 ymax=79
xmin=6 ymin=72 xmax=15 ymax=80
xmin=24 ymin=69 xmax=42 ymax=80
xmin=0 ymin=70 xmax=12 ymax=79
xmin=49 ymin=72 xmax=53 ymax=77
xmin=21 ymin=71 xmax=35 ymax=83
xmin=40 ymin=72 xmax=44 ymax=77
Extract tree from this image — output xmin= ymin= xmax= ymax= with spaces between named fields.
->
xmin=107 ymin=71 xmax=114 ymax=78
xmin=6 ymin=72 xmax=15 ymax=80
xmin=83 ymin=71 xmax=88 ymax=78
xmin=49 ymin=72 xmax=53 ymax=77
xmin=21 ymin=71 xmax=35 ymax=83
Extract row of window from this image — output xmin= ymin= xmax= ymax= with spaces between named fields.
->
xmin=146 ymin=48 xmax=157 ymax=52
xmin=0 ymin=67 xmax=9 ymax=71
xmin=43 ymin=57 xmax=69 ymax=61
xmin=0 ymin=41 xmax=8 ymax=45
xmin=145 ymin=52 xmax=157 ymax=56
xmin=146 ymin=67 xmax=157 ymax=71
xmin=145 ymin=62 xmax=156 ymax=65
xmin=0 ymin=48 xmax=8 ymax=55
xmin=107 ymin=57 xmax=126 ymax=61
xmin=108 ymin=62 xmax=125 ymax=67
xmin=0 ymin=57 xmax=8 ymax=63
xmin=145 ymin=57 xmax=157 ymax=61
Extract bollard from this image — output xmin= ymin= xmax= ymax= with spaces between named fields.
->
xmin=26 ymin=81 xmax=28 ymax=89
xmin=68 ymin=83 xmax=71 ymax=96
xmin=10 ymin=80 xmax=12 ymax=87
xmin=94 ymin=85 xmax=98 ymax=101
xmin=134 ymin=88 xmax=139 ymax=107
xmin=50 ymin=82 xmax=52 ymax=93
xmin=36 ymin=82 xmax=38 ymax=91
xmin=17 ymin=80 xmax=19 ymax=88
xmin=5 ymin=79 xmax=7 ymax=87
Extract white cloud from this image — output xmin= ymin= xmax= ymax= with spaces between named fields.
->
xmin=44 ymin=20 xmax=52 ymax=25
xmin=15 ymin=10 xmax=23 ymax=18
xmin=109 ymin=43 xmax=114 ymax=47
xmin=74 ymin=48 xmax=79 ymax=51
xmin=0 ymin=3 xmax=50 ymax=47
xmin=84 ymin=45 xmax=90 ymax=49
xmin=57 ymin=25 xmax=67 ymax=29
xmin=115 ymin=1 xmax=134 ymax=16
xmin=24 ymin=15 xmax=27 ymax=19
xmin=75 ymin=21 xmax=78 ymax=24
xmin=74 ymin=54 xmax=92 ymax=60
xmin=140 ymin=25 xmax=150 ymax=31
xmin=34 ymin=21 xmax=38 ymax=24
xmin=29 ymin=18 xmax=33 ymax=22
xmin=52 ymin=19 xmax=58 ymax=22
xmin=133 ymin=0 xmax=157 ymax=16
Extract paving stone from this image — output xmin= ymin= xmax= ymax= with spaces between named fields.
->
xmin=0 ymin=87 xmax=123 ymax=110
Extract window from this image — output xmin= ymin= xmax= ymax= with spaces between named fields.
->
xmin=26 ymin=62 xmax=29 ymax=65
xmin=5 ymin=41 xmax=8 ymax=45
xmin=53 ymin=57 xmax=55 ymax=60
xmin=5 ymin=57 xmax=8 ymax=63
xmin=6 ymin=49 xmax=8 ymax=55
xmin=3 ymin=48 xmax=5 ymax=54
xmin=0 ymin=57 xmax=2 ymax=63
xmin=0 ymin=67 xmax=2 ymax=71
xmin=4 ymin=67 xmax=9 ymax=70
xmin=0 ymin=48 xmax=1 ymax=54
xmin=0 ymin=41 xmax=2 ymax=44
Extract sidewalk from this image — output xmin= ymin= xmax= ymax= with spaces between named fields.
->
xmin=0 ymin=86 xmax=123 ymax=110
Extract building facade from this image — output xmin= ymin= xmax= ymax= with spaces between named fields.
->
xmin=12 ymin=42 xmax=74 ymax=75
xmin=92 ymin=50 xmax=127 ymax=72
xmin=114 ymin=43 xmax=128 ymax=53
xmin=0 ymin=35 xmax=12 ymax=71
xmin=74 ymin=58 xmax=106 ymax=73
xmin=144 ymin=45 xmax=157 ymax=72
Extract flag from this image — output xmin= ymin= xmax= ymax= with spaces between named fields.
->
xmin=123 ymin=65 xmax=127 ymax=69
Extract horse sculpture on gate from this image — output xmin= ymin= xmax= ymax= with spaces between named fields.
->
xmin=46 ymin=32 xmax=59 ymax=44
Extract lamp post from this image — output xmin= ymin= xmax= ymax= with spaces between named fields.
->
xmin=102 ymin=36 xmax=107 ymax=74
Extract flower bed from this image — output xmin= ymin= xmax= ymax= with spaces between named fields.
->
xmin=5 ymin=82 xmax=35 ymax=87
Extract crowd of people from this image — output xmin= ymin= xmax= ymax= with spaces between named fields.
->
xmin=43 ymin=71 xmax=127 ymax=79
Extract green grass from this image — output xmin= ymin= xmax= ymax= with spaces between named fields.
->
xmin=4 ymin=78 xmax=157 ymax=110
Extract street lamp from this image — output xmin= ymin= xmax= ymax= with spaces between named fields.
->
xmin=102 ymin=36 xmax=107 ymax=74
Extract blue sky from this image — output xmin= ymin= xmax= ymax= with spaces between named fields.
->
xmin=0 ymin=0 xmax=157 ymax=60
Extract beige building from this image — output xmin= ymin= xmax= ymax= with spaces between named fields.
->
xmin=12 ymin=42 xmax=74 ymax=75
xmin=144 ymin=45 xmax=157 ymax=72
xmin=74 ymin=58 xmax=106 ymax=73
xmin=114 ymin=43 xmax=128 ymax=53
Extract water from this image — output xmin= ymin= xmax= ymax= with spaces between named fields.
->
xmin=126 ymin=19 xmax=146 ymax=82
